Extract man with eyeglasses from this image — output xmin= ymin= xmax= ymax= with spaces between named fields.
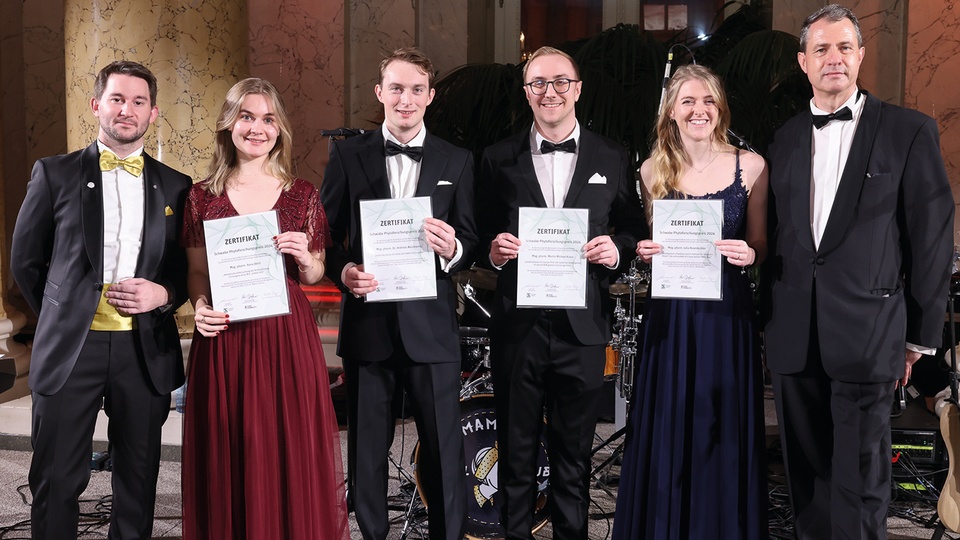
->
xmin=478 ymin=46 xmax=646 ymax=539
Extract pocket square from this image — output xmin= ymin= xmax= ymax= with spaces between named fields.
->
xmin=438 ymin=180 xmax=453 ymax=186
xmin=164 ymin=206 xmax=174 ymax=216
xmin=588 ymin=173 xmax=607 ymax=185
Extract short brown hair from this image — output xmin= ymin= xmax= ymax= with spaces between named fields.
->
xmin=379 ymin=47 xmax=436 ymax=89
xmin=522 ymin=46 xmax=581 ymax=82
xmin=799 ymin=4 xmax=862 ymax=51
xmin=93 ymin=61 xmax=158 ymax=106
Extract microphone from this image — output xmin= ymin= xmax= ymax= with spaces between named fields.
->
xmin=320 ymin=128 xmax=366 ymax=138
xmin=657 ymin=51 xmax=673 ymax=116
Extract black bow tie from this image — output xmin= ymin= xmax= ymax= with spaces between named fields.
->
xmin=385 ymin=140 xmax=423 ymax=162
xmin=540 ymin=139 xmax=576 ymax=154
xmin=812 ymin=106 xmax=853 ymax=129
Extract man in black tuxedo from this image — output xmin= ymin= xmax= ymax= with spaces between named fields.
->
xmin=478 ymin=46 xmax=646 ymax=539
xmin=320 ymin=47 xmax=474 ymax=540
xmin=10 ymin=61 xmax=190 ymax=539
xmin=765 ymin=5 xmax=955 ymax=539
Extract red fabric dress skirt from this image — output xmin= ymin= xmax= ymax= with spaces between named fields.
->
xmin=180 ymin=179 xmax=348 ymax=539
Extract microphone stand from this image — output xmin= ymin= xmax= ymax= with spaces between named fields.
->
xmin=322 ymin=127 xmax=366 ymax=154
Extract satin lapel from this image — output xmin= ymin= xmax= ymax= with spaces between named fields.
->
xmin=514 ymin=135 xmax=547 ymax=207
xmin=415 ymin=134 xmax=445 ymax=197
xmin=562 ymin=132 xmax=595 ymax=207
xmin=818 ymin=93 xmax=879 ymax=255
xmin=136 ymin=155 xmax=166 ymax=276
xmin=788 ymin=122 xmax=816 ymax=254
xmin=80 ymin=143 xmax=104 ymax=279
xmin=358 ymin=130 xmax=391 ymax=199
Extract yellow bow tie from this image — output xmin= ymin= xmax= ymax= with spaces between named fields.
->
xmin=99 ymin=150 xmax=144 ymax=177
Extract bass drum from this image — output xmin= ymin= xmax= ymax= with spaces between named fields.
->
xmin=413 ymin=394 xmax=550 ymax=539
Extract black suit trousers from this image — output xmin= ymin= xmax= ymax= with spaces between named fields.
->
xmin=772 ymin=316 xmax=894 ymax=540
xmin=492 ymin=311 xmax=605 ymax=540
xmin=29 ymin=330 xmax=171 ymax=540
xmin=344 ymin=348 xmax=466 ymax=540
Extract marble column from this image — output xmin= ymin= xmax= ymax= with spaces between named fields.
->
xmin=345 ymin=0 xmax=474 ymax=139
xmin=64 ymin=0 xmax=249 ymax=182
xmin=0 ymin=0 xmax=32 ymax=403
xmin=417 ymin=0 xmax=469 ymax=82
xmin=247 ymin=0 xmax=348 ymax=362
xmin=248 ymin=0 xmax=345 ymax=185
xmin=772 ymin=0 xmax=904 ymax=105
xmin=347 ymin=0 xmax=416 ymax=131
xmin=906 ymin=0 xmax=960 ymax=235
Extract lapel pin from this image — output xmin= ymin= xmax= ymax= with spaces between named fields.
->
xmin=86 ymin=182 xmax=95 ymax=189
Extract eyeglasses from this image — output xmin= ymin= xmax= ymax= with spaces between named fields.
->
xmin=524 ymin=78 xmax=580 ymax=95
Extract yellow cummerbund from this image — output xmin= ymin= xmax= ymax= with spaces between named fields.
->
xmin=90 ymin=283 xmax=136 ymax=331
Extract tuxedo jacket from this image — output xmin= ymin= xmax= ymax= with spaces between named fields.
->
xmin=765 ymin=91 xmax=954 ymax=382
xmin=320 ymin=128 xmax=478 ymax=364
xmin=10 ymin=142 xmax=191 ymax=395
xmin=478 ymin=128 xmax=646 ymax=346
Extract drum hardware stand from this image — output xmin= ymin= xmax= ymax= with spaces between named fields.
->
xmin=611 ymin=257 xmax=645 ymax=403
xmin=461 ymin=369 xmax=493 ymax=399
xmin=593 ymin=258 xmax=646 ymax=487
xmin=382 ymin=390 xmax=429 ymax=539
xmin=461 ymin=280 xmax=493 ymax=394
xmin=463 ymin=281 xmax=492 ymax=318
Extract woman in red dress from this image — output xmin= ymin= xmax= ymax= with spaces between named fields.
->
xmin=180 ymin=78 xmax=348 ymax=539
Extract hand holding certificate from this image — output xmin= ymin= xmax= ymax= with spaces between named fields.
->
xmin=517 ymin=207 xmax=589 ymax=309
xmin=360 ymin=196 xmax=438 ymax=302
xmin=203 ymin=210 xmax=291 ymax=321
xmin=650 ymin=199 xmax=723 ymax=300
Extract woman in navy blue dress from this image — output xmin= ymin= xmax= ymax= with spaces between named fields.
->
xmin=613 ymin=65 xmax=769 ymax=539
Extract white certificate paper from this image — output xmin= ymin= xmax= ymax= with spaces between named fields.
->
xmin=517 ymin=207 xmax=589 ymax=309
xmin=360 ymin=197 xmax=437 ymax=302
xmin=203 ymin=210 xmax=290 ymax=322
xmin=651 ymin=199 xmax=723 ymax=300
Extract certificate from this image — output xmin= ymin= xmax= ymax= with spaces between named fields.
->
xmin=650 ymin=199 xmax=723 ymax=300
xmin=517 ymin=207 xmax=589 ymax=309
xmin=360 ymin=196 xmax=437 ymax=302
xmin=203 ymin=210 xmax=290 ymax=321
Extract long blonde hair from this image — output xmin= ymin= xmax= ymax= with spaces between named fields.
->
xmin=205 ymin=78 xmax=295 ymax=196
xmin=648 ymin=65 xmax=730 ymax=200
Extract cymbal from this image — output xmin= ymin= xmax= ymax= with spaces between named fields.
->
xmin=453 ymin=266 xmax=498 ymax=290
xmin=609 ymin=282 xmax=648 ymax=298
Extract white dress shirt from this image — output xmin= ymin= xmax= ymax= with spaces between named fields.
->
xmin=531 ymin=122 xmax=580 ymax=208
xmin=97 ymin=141 xmax=145 ymax=284
xmin=809 ymin=90 xmax=864 ymax=249
xmin=383 ymin=124 xmax=425 ymax=200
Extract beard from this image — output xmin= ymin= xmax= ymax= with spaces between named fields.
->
xmin=100 ymin=118 xmax=149 ymax=146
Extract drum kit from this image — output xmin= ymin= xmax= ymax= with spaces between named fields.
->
xmin=397 ymin=262 xmax=648 ymax=539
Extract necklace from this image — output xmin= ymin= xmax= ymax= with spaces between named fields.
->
xmin=690 ymin=150 xmax=719 ymax=174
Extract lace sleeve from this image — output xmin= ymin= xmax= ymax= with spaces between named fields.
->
xmin=304 ymin=184 xmax=330 ymax=251
xmin=180 ymin=184 xmax=207 ymax=248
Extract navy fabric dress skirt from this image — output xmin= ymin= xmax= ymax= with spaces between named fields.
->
xmin=613 ymin=165 xmax=767 ymax=539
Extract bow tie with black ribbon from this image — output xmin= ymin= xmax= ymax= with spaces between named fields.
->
xmin=385 ymin=140 xmax=423 ymax=162
xmin=540 ymin=139 xmax=576 ymax=154
xmin=812 ymin=106 xmax=853 ymax=129
xmin=99 ymin=150 xmax=145 ymax=176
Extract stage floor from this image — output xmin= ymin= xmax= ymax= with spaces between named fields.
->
xmin=0 ymin=387 xmax=952 ymax=539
